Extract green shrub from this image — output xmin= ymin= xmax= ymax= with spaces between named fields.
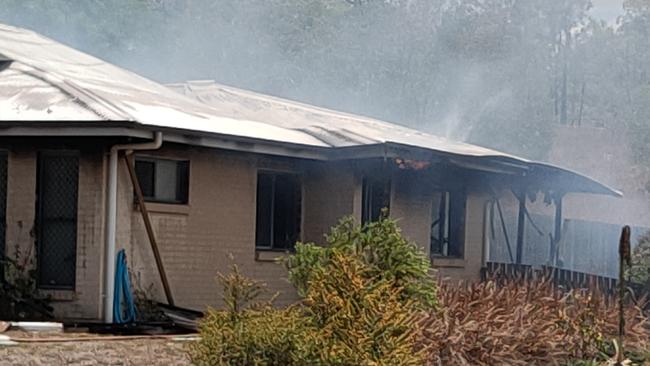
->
xmin=288 ymin=216 xmax=432 ymax=365
xmin=284 ymin=241 xmax=326 ymax=297
xmin=304 ymin=252 xmax=425 ymax=365
xmin=188 ymin=265 xmax=316 ymax=366
xmin=189 ymin=305 xmax=315 ymax=366
xmin=629 ymin=232 xmax=650 ymax=294
xmin=191 ymin=217 xmax=434 ymax=365
xmin=286 ymin=215 xmax=438 ymax=309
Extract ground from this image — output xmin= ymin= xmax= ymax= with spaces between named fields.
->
xmin=0 ymin=330 xmax=191 ymax=366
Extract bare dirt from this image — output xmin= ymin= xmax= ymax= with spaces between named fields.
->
xmin=0 ymin=331 xmax=192 ymax=365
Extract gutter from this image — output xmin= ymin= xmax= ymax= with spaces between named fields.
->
xmin=103 ymin=131 xmax=163 ymax=323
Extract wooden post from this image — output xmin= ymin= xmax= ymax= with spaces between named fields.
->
xmin=515 ymin=189 xmax=526 ymax=265
xmin=494 ymin=197 xmax=515 ymax=263
xmin=616 ymin=225 xmax=631 ymax=366
xmin=123 ymin=153 xmax=175 ymax=306
xmin=550 ymin=194 xmax=563 ymax=266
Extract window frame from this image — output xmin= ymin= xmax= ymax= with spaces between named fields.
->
xmin=134 ymin=156 xmax=190 ymax=205
xmin=361 ymin=176 xmax=391 ymax=224
xmin=430 ymin=188 xmax=466 ymax=259
xmin=255 ymin=169 xmax=303 ymax=252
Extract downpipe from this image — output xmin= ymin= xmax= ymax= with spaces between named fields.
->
xmin=103 ymin=131 xmax=163 ymax=323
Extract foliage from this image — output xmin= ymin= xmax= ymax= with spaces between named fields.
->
xmin=420 ymin=279 xmax=650 ymax=365
xmin=0 ymin=248 xmax=52 ymax=320
xmin=303 ymin=252 xmax=425 ymax=365
xmin=189 ymin=304 xmax=314 ymax=366
xmin=192 ymin=217 xmax=433 ymax=365
xmin=628 ymin=232 xmax=650 ymax=295
xmin=188 ymin=264 xmax=314 ymax=366
xmin=286 ymin=215 xmax=437 ymax=309
xmin=284 ymin=241 xmax=326 ymax=297
xmin=217 ymin=264 xmax=273 ymax=313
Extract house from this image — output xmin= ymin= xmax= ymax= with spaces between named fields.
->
xmin=0 ymin=23 xmax=620 ymax=321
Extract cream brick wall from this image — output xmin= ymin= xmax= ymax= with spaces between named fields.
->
xmin=3 ymin=140 xmax=494 ymax=319
xmin=388 ymin=169 xmax=489 ymax=282
xmin=390 ymin=171 xmax=434 ymax=254
xmin=5 ymin=149 xmax=37 ymax=264
xmin=4 ymin=145 xmax=105 ymax=319
xmin=112 ymin=147 xmax=495 ymax=312
xmin=122 ymin=146 xmax=360 ymax=311
xmin=303 ymin=161 xmax=358 ymax=245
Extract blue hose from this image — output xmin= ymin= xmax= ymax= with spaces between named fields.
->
xmin=113 ymin=249 xmax=137 ymax=324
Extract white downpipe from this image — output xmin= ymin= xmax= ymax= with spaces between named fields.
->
xmin=103 ymin=131 xmax=163 ymax=323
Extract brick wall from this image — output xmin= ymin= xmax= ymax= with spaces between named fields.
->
xmin=4 ymin=145 xmax=104 ymax=319
xmin=388 ymin=169 xmax=489 ymax=282
xmin=303 ymin=161 xmax=358 ymax=245
xmin=122 ymin=146 xmax=362 ymax=310
xmin=390 ymin=170 xmax=434 ymax=253
xmin=3 ymin=139 xmax=493 ymax=319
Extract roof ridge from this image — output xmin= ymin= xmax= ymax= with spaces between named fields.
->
xmin=177 ymin=79 xmax=505 ymax=152
xmin=182 ymin=80 xmax=413 ymax=128
xmin=10 ymin=62 xmax=118 ymax=120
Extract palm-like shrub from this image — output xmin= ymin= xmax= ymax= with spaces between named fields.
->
xmin=286 ymin=216 xmax=438 ymax=309
xmin=191 ymin=216 xmax=435 ymax=365
xmin=303 ymin=251 xmax=425 ymax=365
xmin=188 ymin=265 xmax=316 ymax=366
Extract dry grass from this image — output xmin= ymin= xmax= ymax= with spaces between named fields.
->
xmin=421 ymin=279 xmax=650 ymax=365
xmin=3 ymin=280 xmax=649 ymax=365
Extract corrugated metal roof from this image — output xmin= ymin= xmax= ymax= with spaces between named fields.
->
xmin=0 ymin=23 xmax=621 ymax=196
xmin=167 ymin=80 xmax=518 ymax=158
xmin=168 ymin=80 xmax=622 ymax=197
xmin=0 ymin=24 xmax=327 ymax=147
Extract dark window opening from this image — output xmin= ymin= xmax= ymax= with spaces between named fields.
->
xmin=255 ymin=172 xmax=301 ymax=251
xmin=0 ymin=153 xmax=7 ymax=283
xmin=430 ymin=190 xmax=466 ymax=258
xmin=134 ymin=157 xmax=189 ymax=204
xmin=361 ymin=177 xmax=391 ymax=224
xmin=36 ymin=151 xmax=79 ymax=290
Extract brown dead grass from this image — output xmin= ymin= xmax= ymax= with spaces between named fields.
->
xmin=421 ymin=279 xmax=650 ymax=365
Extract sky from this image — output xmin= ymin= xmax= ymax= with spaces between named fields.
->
xmin=590 ymin=0 xmax=624 ymax=23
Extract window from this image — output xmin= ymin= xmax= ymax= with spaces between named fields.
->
xmin=255 ymin=172 xmax=302 ymax=251
xmin=430 ymin=190 xmax=466 ymax=258
xmin=134 ymin=157 xmax=189 ymax=204
xmin=36 ymin=151 xmax=79 ymax=289
xmin=361 ymin=177 xmax=391 ymax=224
